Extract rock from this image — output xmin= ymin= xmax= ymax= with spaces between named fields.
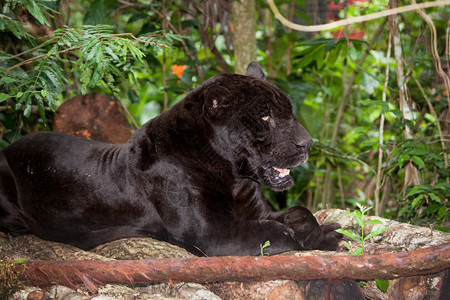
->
xmin=267 ymin=280 xmax=304 ymax=300
xmin=94 ymin=283 xmax=220 ymax=300
xmin=297 ymin=279 xmax=364 ymax=300
xmin=92 ymin=237 xmax=195 ymax=259
xmin=25 ymin=290 xmax=47 ymax=300
xmin=8 ymin=287 xmax=41 ymax=300
xmin=361 ymin=281 xmax=390 ymax=300
xmin=210 ymin=280 xmax=301 ymax=300
xmin=387 ymin=275 xmax=427 ymax=300
xmin=47 ymin=285 xmax=79 ymax=299
xmin=0 ymin=234 xmax=111 ymax=261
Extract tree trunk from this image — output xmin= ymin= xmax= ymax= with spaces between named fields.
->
xmin=232 ymin=0 xmax=257 ymax=74
xmin=11 ymin=243 xmax=450 ymax=290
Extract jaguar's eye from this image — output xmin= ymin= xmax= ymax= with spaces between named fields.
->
xmin=261 ymin=115 xmax=270 ymax=121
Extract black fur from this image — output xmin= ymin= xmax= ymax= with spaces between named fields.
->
xmin=0 ymin=62 xmax=342 ymax=256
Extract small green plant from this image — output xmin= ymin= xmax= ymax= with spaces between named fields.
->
xmin=260 ymin=240 xmax=271 ymax=256
xmin=336 ymin=203 xmax=388 ymax=255
xmin=336 ymin=204 xmax=390 ymax=292
xmin=0 ymin=258 xmax=27 ymax=299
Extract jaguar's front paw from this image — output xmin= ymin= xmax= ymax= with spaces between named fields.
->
xmin=317 ymin=222 xmax=344 ymax=251
xmin=283 ymin=206 xmax=324 ymax=249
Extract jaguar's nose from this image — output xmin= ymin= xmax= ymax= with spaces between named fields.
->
xmin=295 ymin=138 xmax=313 ymax=153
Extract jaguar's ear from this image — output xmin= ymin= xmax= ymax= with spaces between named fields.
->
xmin=245 ymin=61 xmax=265 ymax=80
xmin=203 ymin=85 xmax=233 ymax=119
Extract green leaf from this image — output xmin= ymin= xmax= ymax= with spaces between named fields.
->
xmin=364 ymin=227 xmax=389 ymax=240
xmin=86 ymin=42 xmax=101 ymax=61
xmin=335 ymin=229 xmax=362 ymax=242
xmin=127 ymin=89 xmax=139 ymax=104
xmin=359 ymin=140 xmax=377 ymax=149
xmin=358 ymin=99 xmax=388 ymax=111
xmin=16 ymin=92 xmax=23 ymax=98
xmin=0 ymin=93 xmax=9 ymax=102
xmin=428 ymin=193 xmax=441 ymax=203
xmin=260 ymin=240 xmax=271 ymax=256
xmin=127 ymin=43 xmax=145 ymax=63
xmin=437 ymin=206 xmax=447 ymax=220
xmin=353 ymin=210 xmax=364 ymax=228
xmin=364 ymin=219 xmax=383 ymax=225
xmin=342 ymin=241 xmax=352 ymax=251
xmin=0 ymin=77 xmax=16 ymax=84
xmin=23 ymin=105 xmax=32 ymax=117
xmin=405 ymin=185 xmax=429 ymax=198
xmin=398 ymin=205 xmax=410 ymax=217
xmin=40 ymin=90 xmax=47 ymax=97
xmin=412 ymin=195 xmax=424 ymax=209
xmin=375 ymin=279 xmax=389 ymax=292
xmin=435 ymin=182 xmax=449 ymax=190
xmin=398 ymin=153 xmax=410 ymax=168
xmin=25 ymin=0 xmax=50 ymax=26
xmin=326 ymin=43 xmax=341 ymax=68
xmin=392 ymin=147 xmax=399 ymax=156
xmin=90 ymin=62 xmax=104 ymax=87
xmin=296 ymin=44 xmax=326 ymax=69
xmin=411 ymin=156 xmax=425 ymax=168
xmin=13 ymin=258 xmax=28 ymax=264
xmin=352 ymin=248 xmax=363 ymax=255
xmin=180 ymin=70 xmax=193 ymax=85
xmin=408 ymin=149 xmax=428 ymax=156
xmin=105 ymin=46 xmax=119 ymax=60
xmin=46 ymin=91 xmax=56 ymax=110
xmin=36 ymin=94 xmax=45 ymax=122
xmin=106 ymin=63 xmax=124 ymax=77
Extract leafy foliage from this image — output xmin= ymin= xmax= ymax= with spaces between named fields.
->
xmin=259 ymin=0 xmax=449 ymax=231
xmin=0 ymin=0 xmax=177 ymax=146
xmin=399 ymin=183 xmax=449 ymax=230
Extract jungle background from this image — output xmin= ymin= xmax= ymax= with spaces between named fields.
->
xmin=0 ymin=0 xmax=448 ymax=231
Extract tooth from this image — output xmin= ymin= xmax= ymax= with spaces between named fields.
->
xmin=274 ymin=167 xmax=290 ymax=177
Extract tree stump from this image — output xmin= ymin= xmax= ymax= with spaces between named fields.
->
xmin=53 ymin=93 xmax=132 ymax=144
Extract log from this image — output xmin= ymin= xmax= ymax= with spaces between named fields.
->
xmin=13 ymin=243 xmax=450 ymax=289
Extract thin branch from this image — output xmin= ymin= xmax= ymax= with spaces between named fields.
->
xmin=267 ymin=0 xmax=450 ymax=32
xmin=411 ymin=0 xmax=449 ymax=173
xmin=411 ymin=0 xmax=450 ymax=107
xmin=0 ymin=43 xmax=48 ymax=64
xmin=319 ymin=146 xmax=376 ymax=175
xmin=375 ymin=29 xmax=393 ymax=216
xmin=115 ymin=95 xmax=139 ymax=129
xmin=108 ymin=32 xmax=170 ymax=48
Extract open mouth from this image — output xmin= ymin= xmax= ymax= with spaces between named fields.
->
xmin=273 ymin=167 xmax=290 ymax=178
xmin=262 ymin=166 xmax=295 ymax=192
xmin=260 ymin=153 xmax=309 ymax=191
